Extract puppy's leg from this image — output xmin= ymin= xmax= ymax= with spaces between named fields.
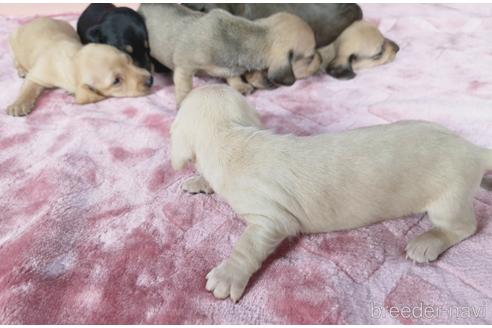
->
xmin=226 ymin=76 xmax=254 ymax=95
xmin=182 ymin=175 xmax=214 ymax=194
xmin=14 ymin=59 xmax=27 ymax=78
xmin=7 ymin=79 xmax=44 ymax=117
xmin=406 ymin=200 xmax=476 ymax=263
xmin=244 ymin=71 xmax=273 ymax=90
xmin=206 ymin=218 xmax=293 ymax=302
xmin=173 ymin=67 xmax=194 ymax=107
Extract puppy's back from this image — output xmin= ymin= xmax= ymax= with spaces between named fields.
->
xmin=10 ymin=18 xmax=80 ymax=71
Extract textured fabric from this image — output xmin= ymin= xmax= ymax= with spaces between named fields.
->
xmin=0 ymin=4 xmax=491 ymax=324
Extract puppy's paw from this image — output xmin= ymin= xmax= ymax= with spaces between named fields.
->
xmin=205 ymin=261 xmax=250 ymax=303
xmin=405 ymin=230 xmax=447 ymax=263
xmin=182 ymin=176 xmax=214 ymax=194
xmin=16 ymin=65 xmax=27 ymax=78
xmin=233 ymin=83 xmax=255 ymax=95
xmin=6 ymin=102 xmax=34 ymax=117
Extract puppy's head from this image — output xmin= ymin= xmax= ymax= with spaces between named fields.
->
xmin=74 ymin=44 xmax=153 ymax=104
xmin=260 ymin=13 xmax=320 ymax=85
xmin=85 ymin=8 xmax=153 ymax=74
xmin=171 ymin=85 xmax=262 ymax=171
xmin=326 ymin=20 xmax=399 ymax=79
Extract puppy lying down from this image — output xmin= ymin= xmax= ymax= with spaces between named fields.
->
xmin=322 ymin=20 xmax=400 ymax=79
xmin=139 ymin=4 xmax=320 ymax=105
xmin=7 ymin=17 xmax=152 ymax=116
xmin=171 ymin=85 xmax=492 ymax=302
xmin=245 ymin=20 xmax=400 ymax=90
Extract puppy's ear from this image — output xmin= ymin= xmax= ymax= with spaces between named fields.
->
xmin=86 ymin=25 xmax=103 ymax=43
xmin=75 ymin=84 xmax=105 ymax=104
xmin=170 ymin=119 xmax=194 ymax=171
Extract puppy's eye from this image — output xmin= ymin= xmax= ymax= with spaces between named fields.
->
xmin=349 ymin=54 xmax=358 ymax=63
xmin=113 ymin=76 xmax=121 ymax=86
xmin=288 ymin=50 xmax=294 ymax=62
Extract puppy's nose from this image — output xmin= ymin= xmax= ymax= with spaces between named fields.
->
xmin=144 ymin=75 xmax=153 ymax=88
xmin=387 ymin=40 xmax=400 ymax=53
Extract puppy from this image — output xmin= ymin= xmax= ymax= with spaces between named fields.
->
xmin=323 ymin=20 xmax=399 ymax=79
xmin=239 ymin=19 xmax=400 ymax=90
xmin=7 ymin=17 xmax=152 ymax=116
xmin=77 ymin=3 xmax=153 ymax=76
xmin=185 ymin=3 xmax=399 ymax=81
xmin=138 ymin=4 xmax=320 ymax=105
xmin=171 ymin=85 xmax=492 ymax=302
xmin=184 ymin=3 xmax=362 ymax=47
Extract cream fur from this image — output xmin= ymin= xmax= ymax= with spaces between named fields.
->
xmin=171 ymin=85 xmax=492 ymax=303
xmin=7 ymin=17 xmax=151 ymax=116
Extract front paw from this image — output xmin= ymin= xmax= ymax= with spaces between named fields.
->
xmin=182 ymin=176 xmax=214 ymax=194
xmin=234 ymin=83 xmax=255 ymax=95
xmin=205 ymin=260 xmax=250 ymax=303
xmin=6 ymin=102 xmax=34 ymax=116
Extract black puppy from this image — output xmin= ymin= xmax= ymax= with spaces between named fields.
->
xmin=77 ymin=3 xmax=154 ymax=81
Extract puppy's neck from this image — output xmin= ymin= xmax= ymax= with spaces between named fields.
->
xmin=194 ymin=123 xmax=269 ymax=187
xmin=239 ymin=24 xmax=271 ymax=69
xmin=53 ymin=41 xmax=82 ymax=93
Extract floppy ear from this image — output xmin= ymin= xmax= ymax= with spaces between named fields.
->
xmin=75 ymin=84 xmax=105 ymax=104
xmin=86 ymin=25 xmax=103 ymax=43
xmin=170 ymin=119 xmax=194 ymax=171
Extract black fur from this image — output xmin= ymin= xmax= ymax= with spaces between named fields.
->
xmin=77 ymin=3 xmax=153 ymax=75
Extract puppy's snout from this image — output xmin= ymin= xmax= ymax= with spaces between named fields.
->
xmin=392 ymin=42 xmax=400 ymax=53
xmin=276 ymin=76 xmax=295 ymax=86
xmin=144 ymin=75 xmax=154 ymax=88
xmin=387 ymin=39 xmax=400 ymax=53
xmin=326 ymin=65 xmax=356 ymax=80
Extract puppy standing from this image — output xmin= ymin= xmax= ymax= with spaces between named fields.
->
xmin=7 ymin=17 xmax=152 ymax=116
xmin=138 ymin=4 xmax=320 ymax=105
xmin=171 ymin=85 xmax=492 ymax=302
xmin=184 ymin=3 xmax=362 ymax=47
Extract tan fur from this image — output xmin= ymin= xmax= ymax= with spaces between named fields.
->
xmin=323 ymin=20 xmax=400 ymax=78
xmin=139 ymin=4 xmax=319 ymax=106
xmin=171 ymin=85 xmax=492 ymax=302
xmin=242 ymin=19 xmax=399 ymax=90
xmin=7 ymin=17 xmax=151 ymax=116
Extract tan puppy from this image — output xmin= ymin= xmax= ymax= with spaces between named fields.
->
xmin=323 ymin=20 xmax=399 ymax=79
xmin=7 ymin=17 xmax=152 ymax=116
xmin=171 ymin=85 xmax=492 ymax=302
xmin=241 ymin=20 xmax=399 ymax=90
xmin=138 ymin=4 xmax=320 ymax=106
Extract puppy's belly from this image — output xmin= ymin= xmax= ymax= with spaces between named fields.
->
xmin=199 ymin=65 xmax=247 ymax=79
xmin=224 ymin=181 xmax=430 ymax=235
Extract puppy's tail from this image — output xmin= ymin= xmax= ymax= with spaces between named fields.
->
xmin=481 ymin=149 xmax=492 ymax=191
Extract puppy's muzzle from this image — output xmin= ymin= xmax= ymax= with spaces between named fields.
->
xmin=144 ymin=75 xmax=154 ymax=88
xmin=386 ymin=39 xmax=400 ymax=53
xmin=326 ymin=65 xmax=356 ymax=80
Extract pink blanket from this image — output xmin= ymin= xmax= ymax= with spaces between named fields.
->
xmin=0 ymin=4 xmax=491 ymax=324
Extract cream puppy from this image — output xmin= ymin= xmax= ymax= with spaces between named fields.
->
xmin=171 ymin=85 xmax=492 ymax=302
xmin=8 ymin=17 xmax=152 ymax=116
